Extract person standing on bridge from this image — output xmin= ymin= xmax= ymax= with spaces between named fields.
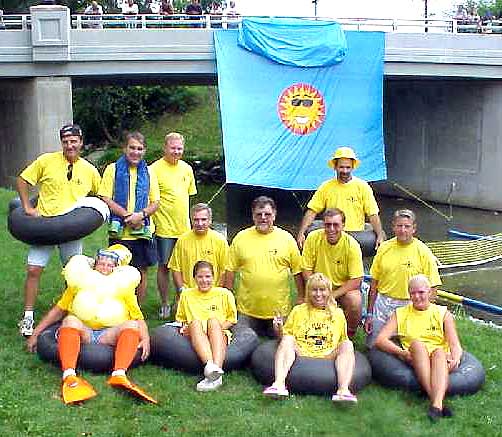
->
xmin=150 ymin=132 xmax=197 ymax=319
xmin=16 ymin=124 xmax=101 ymax=337
xmin=296 ymin=146 xmax=385 ymax=250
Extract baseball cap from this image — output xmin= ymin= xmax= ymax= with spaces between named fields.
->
xmin=60 ymin=124 xmax=83 ymax=139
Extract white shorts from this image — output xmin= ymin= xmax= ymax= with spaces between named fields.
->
xmin=27 ymin=239 xmax=83 ymax=267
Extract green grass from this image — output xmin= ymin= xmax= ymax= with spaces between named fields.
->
xmin=1 ymin=186 xmax=502 ymax=437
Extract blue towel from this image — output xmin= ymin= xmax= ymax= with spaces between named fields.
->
xmin=110 ymin=155 xmax=150 ymax=231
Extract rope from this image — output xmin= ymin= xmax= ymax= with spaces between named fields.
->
xmin=205 ymin=182 xmax=226 ymax=206
xmin=291 ymin=191 xmax=309 ymax=211
xmin=426 ymin=233 xmax=502 ymax=269
xmin=391 ymin=181 xmax=453 ymax=222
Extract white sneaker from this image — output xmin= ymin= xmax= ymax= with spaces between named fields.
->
xmin=196 ymin=376 xmax=223 ymax=392
xmin=18 ymin=316 xmax=34 ymax=337
xmin=158 ymin=304 xmax=171 ymax=320
xmin=204 ymin=361 xmax=224 ymax=382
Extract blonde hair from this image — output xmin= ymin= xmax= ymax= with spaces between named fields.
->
xmin=305 ymin=273 xmax=338 ymax=319
xmin=164 ymin=132 xmax=185 ymax=145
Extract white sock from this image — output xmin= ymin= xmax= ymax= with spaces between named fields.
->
xmin=112 ymin=369 xmax=126 ymax=377
xmin=62 ymin=368 xmax=76 ymax=380
xmin=24 ymin=310 xmax=34 ymax=319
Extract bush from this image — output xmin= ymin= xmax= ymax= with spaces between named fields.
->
xmin=73 ymin=85 xmax=199 ymax=147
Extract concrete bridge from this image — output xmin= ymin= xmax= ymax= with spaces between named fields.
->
xmin=1 ymin=5 xmax=502 ymax=210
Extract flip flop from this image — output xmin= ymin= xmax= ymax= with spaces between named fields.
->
xmin=107 ymin=375 xmax=158 ymax=404
xmin=62 ymin=375 xmax=97 ymax=405
xmin=263 ymin=385 xmax=289 ymax=399
xmin=331 ymin=393 xmax=358 ymax=404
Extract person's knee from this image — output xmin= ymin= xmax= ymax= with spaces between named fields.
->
xmin=189 ymin=319 xmax=204 ymax=332
xmin=207 ymin=318 xmax=222 ymax=331
xmin=340 ymin=290 xmax=362 ymax=312
xmin=119 ymin=320 xmax=139 ymax=331
xmin=61 ymin=315 xmax=84 ymax=329
xmin=339 ymin=339 xmax=354 ymax=354
xmin=278 ymin=335 xmax=296 ymax=351
xmin=409 ymin=340 xmax=428 ymax=354
xmin=431 ymin=347 xmax=447 ymax=361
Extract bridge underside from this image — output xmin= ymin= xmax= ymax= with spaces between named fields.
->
xmin=1 ymin=76 xmax=502 ymax=211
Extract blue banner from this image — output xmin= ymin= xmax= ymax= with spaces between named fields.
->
xmin=214 ymin=19 xmax=387 ymax=190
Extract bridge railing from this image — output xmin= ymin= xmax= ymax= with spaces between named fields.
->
xmin=0 ymin=14 xmax=31 ymax=30
xmin=1 ymin=13 xmax=502 ymax=34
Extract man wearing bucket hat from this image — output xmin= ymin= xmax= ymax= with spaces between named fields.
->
xmin=16 ymin=124 xmax=101 ymax=337
xmin=296 ymin=146 xmax=385 ymax=249
xmin=26 ymin=244 xmax=157 ymax=405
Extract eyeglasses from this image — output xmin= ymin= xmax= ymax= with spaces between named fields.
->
xmin=67 ymin=163 xmax=73 ymax=181
xmin=291 ymin=98 xmax=314 ymax=107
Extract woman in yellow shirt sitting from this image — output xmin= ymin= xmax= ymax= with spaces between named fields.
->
xmin=375 ymin=274 xmax=463 ymax=421
xmin=262 ymin=273 xmax=357 ymax=403
xmin=176 ymin=260 xmax=237 ymax=392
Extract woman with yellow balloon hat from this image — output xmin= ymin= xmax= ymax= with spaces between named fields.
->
xmin=26 ymin=244 xmax=157 ymax=405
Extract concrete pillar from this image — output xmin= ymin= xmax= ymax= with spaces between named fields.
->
xmin=376 ymin=79 xmax=502 ymax=211
xmin=0 ymin=76 xmax=73 ymax=188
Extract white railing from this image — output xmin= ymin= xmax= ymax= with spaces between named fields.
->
xmin=1 ymin=13 xmax=501 ymax=34
xmin=0 ymin=14 xmax=31 ymax=30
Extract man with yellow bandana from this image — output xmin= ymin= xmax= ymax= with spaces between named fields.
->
xmin=150 ymin=132 xmax=197 ymax=319
xmin=225 ymin=196 xmax=304 ymax=337
xmin=301 ymin=208 xmax=364 ymax=338
xmin=365 ymin=209 xmax=441 ymax=347
xmin=296 ymin=146 xmax=385 ymax=250
xmin=26 ymin=245 xmax=156 ymax=405
xmin=16 ymin=124 xmax=101 ymax=337
xmin=169 ymin=203 xmax=229 ymax=294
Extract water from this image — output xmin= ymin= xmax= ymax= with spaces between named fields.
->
xmin=196 ymin=184 xmax=502 ymax=324
xmin=378 ymin=195 xmax=502 ymax=325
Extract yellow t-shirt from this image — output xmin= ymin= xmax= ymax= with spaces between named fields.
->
xmin=98 ymin=162 xmax=160 ymax=240
xmin=228 ymin=226 xmax=302 ymax=319
xmin=307 ymin=177 xmax=379 ymax=231
xmin=19 ymin=151 xmax=101 ymax=217
xmin=175 ymin=286 xmax=237 ymax=331
xmin=302 ymin=230 xmax=364 ymax=288
xmin=396 ymin=303 xmax=449 ymax=354
xmin=370 ymin=237 xmax=442 ymax=300
xmin=149 ymin=158 xmax=197 ymax=238
xmin=168 ymin=229 xmax=229 ymax=288
xmin=283 ymin=303 xmax=348 ymax=358
xmin=57 ymin=255 xmax=144 ymax=329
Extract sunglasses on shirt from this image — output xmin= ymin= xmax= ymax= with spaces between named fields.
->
xmin=67 ymin=163 xmax=73 ymax=181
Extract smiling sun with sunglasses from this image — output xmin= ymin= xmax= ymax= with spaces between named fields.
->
xmin=278 ymin=83 xmax=325 ymax=135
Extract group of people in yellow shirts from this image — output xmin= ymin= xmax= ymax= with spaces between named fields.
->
xmin=16 ymin=125 xmax=462 ymax=420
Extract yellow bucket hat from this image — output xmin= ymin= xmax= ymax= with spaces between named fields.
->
xmin=327 ymin=146 xmax=360 ymax=169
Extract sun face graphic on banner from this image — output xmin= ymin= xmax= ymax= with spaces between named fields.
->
xmin=277 ymin=83 xmax=326 ymax=135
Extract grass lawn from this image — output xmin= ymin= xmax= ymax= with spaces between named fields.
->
xmin=1 ymin=186 xmax=501 ymax=437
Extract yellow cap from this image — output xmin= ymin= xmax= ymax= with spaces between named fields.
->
xmin=327 ymin=146 xmax=360 ymax=169
xmin=107 ymin=244 xmax=132 ymax=266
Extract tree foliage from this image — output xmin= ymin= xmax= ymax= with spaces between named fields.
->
xmin=73 ymin=85 xmax=198 ymax=146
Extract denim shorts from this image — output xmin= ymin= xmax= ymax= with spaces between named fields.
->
xmin=155 ymin=236 xmax=177 ymax=266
